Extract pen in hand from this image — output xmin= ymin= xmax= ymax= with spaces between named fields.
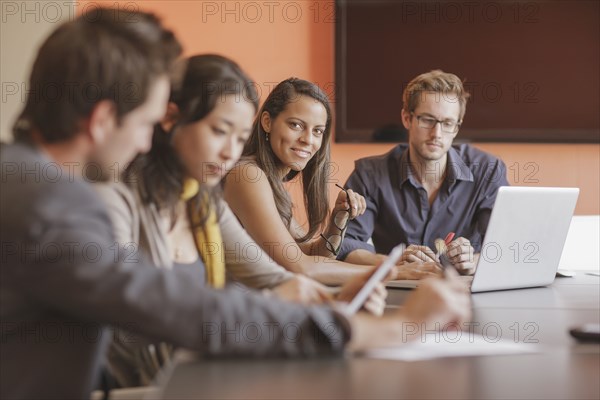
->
xmin=434 ymin=232 xmax=457 ymax=278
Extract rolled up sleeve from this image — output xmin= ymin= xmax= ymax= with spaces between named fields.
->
xmin=338 ymin=166 xmax=378 ymax=260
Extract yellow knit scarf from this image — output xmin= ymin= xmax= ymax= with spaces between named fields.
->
xmin=182 ymin=178 xmax=225 ymax=288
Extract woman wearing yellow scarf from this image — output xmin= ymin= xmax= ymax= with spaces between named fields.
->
xmin=95 ymin=55 xmax=387 ymax=388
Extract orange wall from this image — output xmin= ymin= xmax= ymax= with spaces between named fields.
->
xmin=80 ymin=1 xmax=599 ymax=215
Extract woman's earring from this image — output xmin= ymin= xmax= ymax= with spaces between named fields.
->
xmin=266 ymin=133 xmax=270 ymax=142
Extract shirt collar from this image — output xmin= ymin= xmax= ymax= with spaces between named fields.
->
xmin=446 ymin=146 xmax=474 ymax=183
xmin=398 ymin=146 xmax=419 ymax=187
xmin=397 ymin=145 xmax=474 ymax=186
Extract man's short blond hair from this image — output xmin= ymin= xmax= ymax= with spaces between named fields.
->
xmin=402 ymin=70 xmax=470 ymax=121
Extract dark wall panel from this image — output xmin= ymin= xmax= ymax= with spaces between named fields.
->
xmin=336 ymin=0 xmax=600 ymax=142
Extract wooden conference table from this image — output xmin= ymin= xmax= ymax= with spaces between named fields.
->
xmin=157 ymin=272 xmax=600 ymax=399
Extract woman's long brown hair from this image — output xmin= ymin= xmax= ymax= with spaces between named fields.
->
xmin=241 ymin=78 xmax=332 ymax=244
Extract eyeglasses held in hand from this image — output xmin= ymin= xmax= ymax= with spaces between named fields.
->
xmin=320 ymin=183 xmax=353 ymax=256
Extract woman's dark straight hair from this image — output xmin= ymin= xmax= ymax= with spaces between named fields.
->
xmin=125 ymin=54 xmax=259 ymax=226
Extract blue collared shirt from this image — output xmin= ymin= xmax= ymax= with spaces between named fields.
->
xmin=339 ymin=144 xmax=509 ymax=260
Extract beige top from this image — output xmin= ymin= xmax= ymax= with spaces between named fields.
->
xmin=94 ymin=181 xmax=294 ymax=289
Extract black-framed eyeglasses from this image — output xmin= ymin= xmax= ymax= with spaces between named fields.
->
xmin=320 ymin=183 xmax=353 ymax=256
xmin=412 ymin=112 xmax=461 ymax=134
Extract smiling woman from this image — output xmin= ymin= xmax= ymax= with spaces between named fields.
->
xmin=224 ymin=78 xmax=374 ymax=285
xmin=239 ymin=79 xmax=335 ymax=245
xmin=260 ymin=94 xmax=327 ymax=173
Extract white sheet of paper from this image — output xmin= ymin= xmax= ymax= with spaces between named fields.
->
xmin=364 ymin=333 xmax=538 ymax=361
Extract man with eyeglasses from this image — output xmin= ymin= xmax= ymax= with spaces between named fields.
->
xmin=338 ymin=70 xmax=509 ymax=278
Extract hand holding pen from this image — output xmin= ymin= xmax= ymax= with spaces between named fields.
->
xmin=434 ymin=232 xmax=458 ymax=278
xmin=398 ymin=232 xmax=473 ymax=277
xmin=399 ymin=234 xmax=454 ymax=265
xmin=442 ymin=233 xmax=477 ymax=275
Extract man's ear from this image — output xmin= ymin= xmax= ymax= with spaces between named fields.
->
xmin=401 ymin=109 xmax=412 ymax=130
xmin=87 ymin=100 xmax=116 ymax=145
xmin=260 ymin=111 xmax=271 ymax=133
xmin=160 ymin=102 xmax=180 ymax=133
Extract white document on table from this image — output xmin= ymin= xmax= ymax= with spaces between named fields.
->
xmin=364 ymin=333 xmax=538 ymax=361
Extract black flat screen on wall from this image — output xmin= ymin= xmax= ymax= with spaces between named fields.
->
xmin=335 ymin=0 xmax=600 ymax=143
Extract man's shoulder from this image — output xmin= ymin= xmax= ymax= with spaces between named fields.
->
xmin=1 ymin=141 xmax=40 ymax=164
xmin=2 ymin=142 xmax=60 ymax=203
xmin=453 ymin=143 xmax=502 ymax=165
xmin=451 ymin=144 xmax=507 ymax=185
xmin=1 ymin=142 xmax=107 ymax=228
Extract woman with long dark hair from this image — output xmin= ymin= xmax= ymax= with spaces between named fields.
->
xmin=224 ymin=78 xmax=376 ymax=285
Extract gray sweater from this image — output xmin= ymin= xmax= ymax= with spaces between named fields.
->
xmin=0 ymin=142 xmax=350 ymax=399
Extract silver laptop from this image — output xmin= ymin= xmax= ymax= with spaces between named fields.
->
xmin=387 ymin=187 xmax=579 ymax=293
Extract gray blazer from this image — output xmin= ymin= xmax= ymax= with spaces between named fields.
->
xmin=0 ymin=142 xmax=350 ymax=399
